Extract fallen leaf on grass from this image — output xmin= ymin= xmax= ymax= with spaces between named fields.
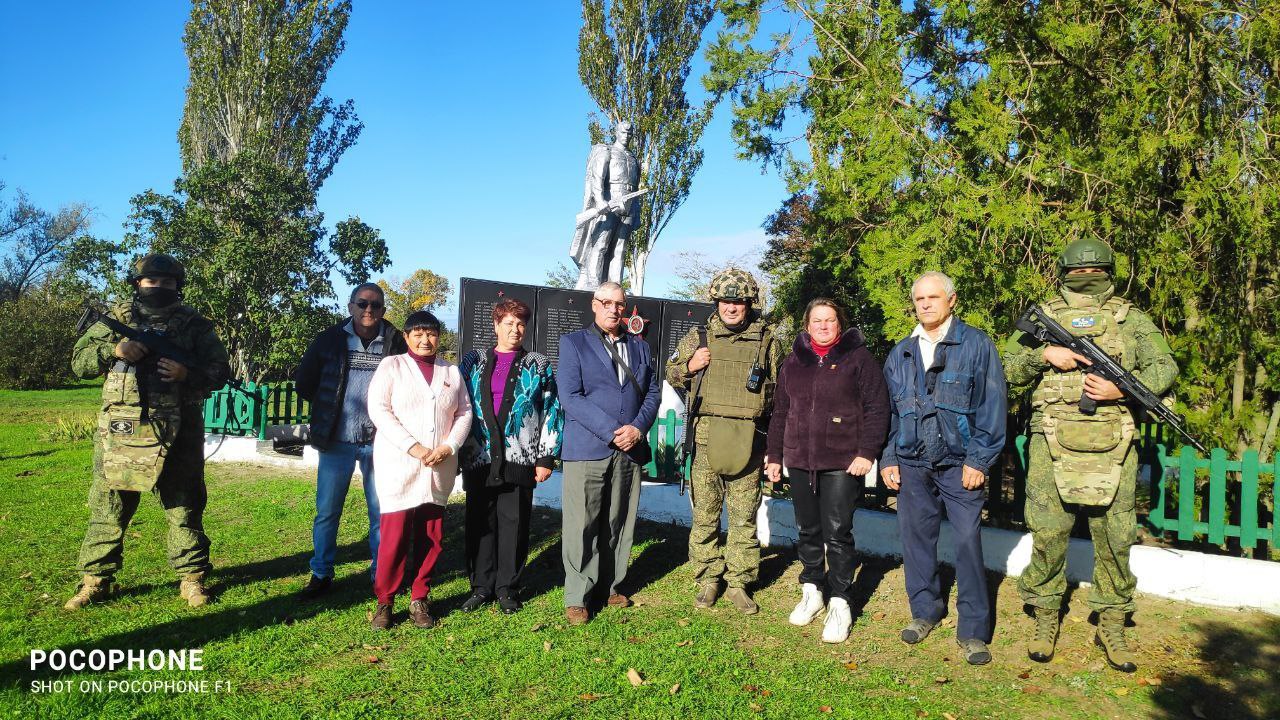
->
xmin=669 ymin=683 xmax=680 ymax=695
xmin=1139 ymin=677 xmax=1162 ymax=687
xmin=675 ymin=640 xmax=693 ymax=647
xmin=940 ymin=618 xmax=955 ymax=629
xmin=1069 ymin=616 xmax=1083 ymax=623
xmin=579 ymin=693 xmax=600 ymax=702
xmin=872 ymin=611 xmax=886 ymax=620
xmin=627 ymin=636 xmax=642 ymax=644
xmin=1113 ymin=687 xmax=1130 ymax=697
xmin=362 ymin=644 xmax=385 ymax=651
xmin=761 ymin=690 xmax=772 ymax=698
xmin=844 ymin=661 xmax=859 ymax=671
xmin=1017 ymin=671 xmax=1031 ymax=680
xmin=743 ymin=684 xmax=759 ymax=693
xmin=943 ymin=713 xmax=957 ymax=720
xmin=18 ymin=572 xmax=32 ymax=579
xmin=934 ymin=676 xmax=949 ymax=684
xmin=40 ymin=593 xmax=49 ymax=599
xmin=749 ymin=702 xmax=763 ymax=712
xmin=1022 ymin=685 xmax=1043 ymax=695
xmin=627 ymin=668 xmax=645 ymax=687
xmin=819 ymin=707 xmax=832 ymax=714
xmin=365 ymin=656 xmax=380 ymax=663
xmin=543 ymin=641 xmax=553 ymax=652
xmin=530 ymin=623 xmax=546 ymax=632
xmin=678 ymin=618 xmax=691 ymax=627
xmin=593 ymin=657 xmax=605 ymax=664
xmin=915 ymin=711 xmax=928 ymax=718
xmin=129 ymin=531 xmax=142 ymax=539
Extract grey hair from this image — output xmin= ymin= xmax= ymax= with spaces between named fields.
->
xmin=349 ymin=282 xmax=385 ymax=303
xmin=911 ymin=271 xmax=956 ymax=299
xmin=593 ymin=281 xmax=625 ymax=299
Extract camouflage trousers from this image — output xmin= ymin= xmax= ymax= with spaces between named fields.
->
xmin=688 ymin=433 xmax=763 ymax=588
xmin=77 ymin=422 xmax=212 ymax=580
xmin=1018 ymin=433 xmax=1138 ymax=613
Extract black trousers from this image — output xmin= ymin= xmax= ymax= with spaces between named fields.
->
xmin=790 ymin=469 xmax=863 ymax=602
xmin=464 ymin=467 xmax=534 ymax=599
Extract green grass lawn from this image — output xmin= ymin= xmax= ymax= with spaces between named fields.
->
xmin=0 ymin=385 xmax=1277 ymax=719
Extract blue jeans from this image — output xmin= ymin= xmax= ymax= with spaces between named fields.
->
xmin=310 ymin=441 xmax=380 ymax=580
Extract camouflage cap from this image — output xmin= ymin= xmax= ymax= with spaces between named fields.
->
xmin=1058 ymin=238 xmax=1114 ymax=273
xmin=709 ymin=268 xmax=760 ymax=304
xmin=128 ymin=253 xmax=186 ymax=284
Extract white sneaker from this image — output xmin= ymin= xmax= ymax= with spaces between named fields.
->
xmin=822 ymin=597 xmax=852 ymax=643
xmin=789 ymin=583 xmax=825 ymax=626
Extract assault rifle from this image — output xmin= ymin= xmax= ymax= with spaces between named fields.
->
xmin=1014 ymin=304 xmax=1206 ymax=453
xmin=76 ymin=306 xmax=198 ymax=372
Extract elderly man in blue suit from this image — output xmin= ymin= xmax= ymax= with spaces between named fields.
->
xmin=557 ymin=281 xmax=662 ymax=625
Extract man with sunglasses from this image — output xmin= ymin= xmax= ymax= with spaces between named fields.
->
xmin=294 ymin=283 xmax=408 ymax=598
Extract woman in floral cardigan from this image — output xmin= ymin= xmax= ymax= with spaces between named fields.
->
xmin=457 ymin=299 xmax=563 ymax=614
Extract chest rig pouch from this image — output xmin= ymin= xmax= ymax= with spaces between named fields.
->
xmin=1033 ymin=297 xmax=1135 ymax=506
xmin=98 ymin=309 xmax=186 ymax=492
xmin=701 ymin=325 xmax=772 ymax=476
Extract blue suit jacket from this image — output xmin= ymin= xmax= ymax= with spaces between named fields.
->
xmin=556 ymin=327 xmax=662 ymax=463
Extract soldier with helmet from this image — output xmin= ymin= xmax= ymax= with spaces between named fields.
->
xmin=64 ymin=253 xmax=230 ymax=610
xmin=666 ymin=269 xmax=783 ymax=614
xmin=1003 ymin=238 xmax=1178 ymax=672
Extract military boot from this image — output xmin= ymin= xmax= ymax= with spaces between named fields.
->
xmin=724 ymin=587 xmax=759 ymax=615
xmin=64 ymin=574 xmax=113 ymax=610
xmin=1095 ymin=610 xmax=1138 ymax=672
xmin=179 ymin=572 xmax=210 ymax=608
xmin=1027 ymin=607 xmax=1060 ymax=663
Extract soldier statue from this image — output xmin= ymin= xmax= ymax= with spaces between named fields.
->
xmin=64 ymin=253 xmax=231 ymax=610
xmin=666 ymin=269 xmax=783 ymax=614
xmin=1002 ymin=238 xmax=1178 ymax=672
xmin=570 ymin=121 xmax=645 ymax=291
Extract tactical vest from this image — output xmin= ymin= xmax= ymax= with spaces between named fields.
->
xmin=698 ymin=320 xmax=772 ymax=421
xmin=97 ymin=304 xmax=192 ymax=492
xmin=1031 ymin=293 xmax=1136 ymax=506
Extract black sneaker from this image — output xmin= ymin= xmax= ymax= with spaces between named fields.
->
xmin=498 ymin=596 xmax=523 ymax=615
xmin=300 ymin=575 xmax=332 ymax=599
xmin=459 ymin=592 xmax=493 ymax=612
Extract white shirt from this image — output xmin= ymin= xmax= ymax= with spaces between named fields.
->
xmin=911 ymin=316 xmax=953 ymax=370
xmin=607 ymin=333 xmax=629 ymax=385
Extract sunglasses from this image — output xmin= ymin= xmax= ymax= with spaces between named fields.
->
xmin=352 ymin=299 xmax=384 ymax=311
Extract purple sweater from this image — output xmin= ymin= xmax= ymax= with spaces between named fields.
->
xmin=766 ymin=329 xmax=891 ymax=472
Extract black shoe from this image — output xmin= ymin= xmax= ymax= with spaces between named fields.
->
xmin=300 ymin=575 xmax=332 ymax=599
xmin=459 ymin=592 xmax=493 ymax=612
xmin=498 ymin=596 xmax=523 ymax=614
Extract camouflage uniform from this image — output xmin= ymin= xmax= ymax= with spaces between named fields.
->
xmin=1003 ymin=245 xmax=1177 ymax=614
xmin=666 ymin=270 xmax=783 ymax=589
xmin=70 ymin=258 xmax=230 ymax=587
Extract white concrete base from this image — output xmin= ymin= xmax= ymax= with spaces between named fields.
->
xmin=208 ymin=435 xmax=1280 ymax=615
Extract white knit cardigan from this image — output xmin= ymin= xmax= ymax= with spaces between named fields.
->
xmin=366 ymin=353 xmax=473 ymax=513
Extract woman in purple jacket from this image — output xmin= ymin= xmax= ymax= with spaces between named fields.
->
xmin=765 ymin=298 xmax=891 ymax=643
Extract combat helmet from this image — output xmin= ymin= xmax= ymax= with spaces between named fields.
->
xmin=709 ymin=268 xmax=760 ymax=304
xmin=1058 ymin=238 xmax=1114 ymax=274
xmin=128 ymin=253 xmax=186 ymax=286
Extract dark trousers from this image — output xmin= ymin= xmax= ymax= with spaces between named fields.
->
xmin=373 ymin=503 xmax=444 ymax=605
xmin=790 ymin=470 xmax=863 ymax=602
xmin=464 ymin=468 xmax=534 ymax=600
xmin=897 ymin=463 xmax=990 ymax=641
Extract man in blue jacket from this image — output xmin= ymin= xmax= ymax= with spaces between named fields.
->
xmin=557 ymin=281 xmax=662 ymax=625
xmin=880 ymin=272 xmax=1007 ymax=665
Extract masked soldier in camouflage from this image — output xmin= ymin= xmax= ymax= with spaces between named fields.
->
xmin=64 ymin=254 xmax=230 ymax=610
xmin=666 ymin=269 xmax=783 ymax=614
xmin=1003 ymin=239 xmax=1177 ymax=672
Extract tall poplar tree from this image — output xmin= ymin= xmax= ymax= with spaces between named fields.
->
xmin=579 ymin=0 xmax=717 ymax=293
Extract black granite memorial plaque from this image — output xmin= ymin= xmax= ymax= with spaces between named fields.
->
xmin=457 ymin=278 xmax=540 ymax=359
xmin=533 ymin=288 xmax=593 ymax=371
xmin=658 ymin=301 xmax=716 ymax=366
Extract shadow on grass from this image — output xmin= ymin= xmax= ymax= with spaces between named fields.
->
xmin=1149 ymin=616 xmax=1280 ymax=720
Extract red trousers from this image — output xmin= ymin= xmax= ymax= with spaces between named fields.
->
xmin=373 ymin=502 xmax=444 ymax=604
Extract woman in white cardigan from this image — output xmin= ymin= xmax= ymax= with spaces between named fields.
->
xmin=366 ymin=311 xmax=472 ymax=630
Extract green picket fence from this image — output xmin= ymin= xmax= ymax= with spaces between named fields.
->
xmin=1149 ymin=445 xmax=1278 ymax=551
xmin=203 ymin=382 xmax=309 ymax=440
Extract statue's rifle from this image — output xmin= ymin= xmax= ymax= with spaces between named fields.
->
xmin=574 ymin=187 xmax=651 ymax=227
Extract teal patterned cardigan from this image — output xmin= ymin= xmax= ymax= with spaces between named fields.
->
xmin=459 ymin=347 xmax=563 ymax=487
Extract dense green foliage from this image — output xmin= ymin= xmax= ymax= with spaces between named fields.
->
xmin=707 ymin=1 xmax=1279 ymax=453
xmin=125 ymin=0 xmax=387 ymax=382
xmin=579 ymin=0 xmax=719 ymax=293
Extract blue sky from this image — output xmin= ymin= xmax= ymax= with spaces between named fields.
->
xmin=0 ymin=2 xmax=796 ymax=322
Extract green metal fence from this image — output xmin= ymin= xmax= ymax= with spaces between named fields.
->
xmin=203 ymin=382 xmax=309 ymax=440
xmin=1148 ymin=445 xmax=1278 ymax=551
